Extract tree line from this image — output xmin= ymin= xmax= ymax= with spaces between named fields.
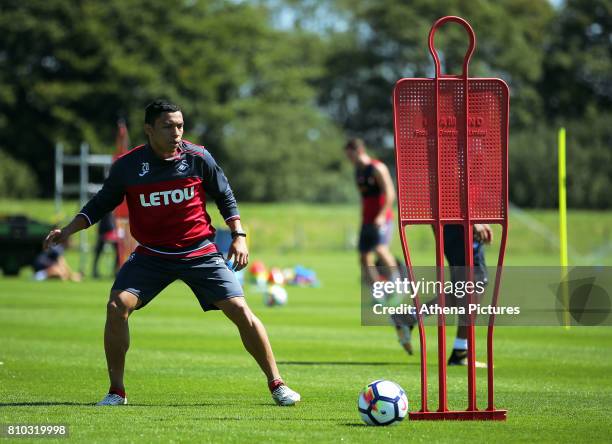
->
xmin=0 ymin=0 xmax=609 ymax=208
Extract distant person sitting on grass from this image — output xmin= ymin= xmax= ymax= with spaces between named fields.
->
xmin=43 ymin=99 xmax=300 ymax=407
xmin=33 ymin=242 xmax=81 ymax=282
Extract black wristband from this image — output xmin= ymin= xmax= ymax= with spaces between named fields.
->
xmin=231 ymin=230 xmax=247 ymax=239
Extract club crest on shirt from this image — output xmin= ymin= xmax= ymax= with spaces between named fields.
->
xmin=139 ymin=162 xmax=150 ymax=177
xmin=177 ymin=160 xmax=189 ymax=172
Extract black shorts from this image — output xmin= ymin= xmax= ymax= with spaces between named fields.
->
xmin=358 ymin=221 xmax=393 ymax=253
xmin=112 ymin=252 xmax=243 ymax=311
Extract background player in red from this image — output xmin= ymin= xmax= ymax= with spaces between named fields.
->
xmin=44 ymin=100 xmax=300 ymax=406
xmin=92 ymin=212 xmax=120 ymax=278
xmin=344 ymin=138 xmax=412 ymax=354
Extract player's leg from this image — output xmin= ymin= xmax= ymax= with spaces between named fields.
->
xmin=374 ymin=244 xmax=396 ymax=268
xmin=446 ymin=227 xmax=488 ymax=367
xmin=381 ymin=245 xmax=415 ymax=356
xmin=360 ymin=250 xmax=379 ymax=284
xmin=215 ymin=297 xmax=279 ymax=381
xmin=369 ymin=222 xmax=414 ymax=355
xmin=359 ymin=224 xmax=381 ymax=284
xmin=373 ymin=220 xmax=399 ymax=273
xmin=97 ymin=253 xmax=174 ymax=406
xmin=182 ymin=253 xmax=300 ymax=405
xmin=102 ymin=290 xmax=140 ymax=400
xmin=361 ymin=246 xmax=412 ymax=354
xmin=444 ymin=225 xmax=470 ymax=365
xmin=215 ymin=296 xmax=300 ymax=406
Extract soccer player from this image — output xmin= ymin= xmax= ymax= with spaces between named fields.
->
xmin=444 ymin=223 xmax=492 ymax=366
xmin=394 ymin=223 xmax=492 ymax=366
xmin=343 ymin=138 xmax=412 ymax=354
xmin=44 ymin=100 xmax=300 ymax=406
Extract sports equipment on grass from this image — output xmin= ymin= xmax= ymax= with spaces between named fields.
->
xmin=358 ymin=380 xmax=408 ymax=426
xmin=392 ymin=16 xmax=509 ymax=420
xmin=264 ymin=284 xmax=288 ymax=307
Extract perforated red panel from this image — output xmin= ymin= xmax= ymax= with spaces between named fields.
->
xmin=393 ymin=78 xmax=508 ymax=223
xmin=467 ymin=80 xmax=508 ymax=220
xmin=394 ymin=80 xmax=436 ymax=221
xmin=438 ymin=80 xmax=466 ymax=220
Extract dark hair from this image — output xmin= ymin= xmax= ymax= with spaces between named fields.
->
xmin=144 ymin=100 xmax=181 ymax=125
xmin=344 ymin=138 xmax=366 ymax=151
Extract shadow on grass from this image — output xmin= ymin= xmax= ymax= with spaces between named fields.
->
xmin=129 ymin=403 xmax=226 ymax=407
xmin=277 ymin=361 xmax=417 ymax=366
xmin=0 ymin=402 xmax=93 ymax=407
xmin=342 ymin=422 xmax=369 ymax=427
xmin=0 ymin=402 xmax=229 ymax=408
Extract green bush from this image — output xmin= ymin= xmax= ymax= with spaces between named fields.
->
xmin=0 ymin=150 xmax=39 ymax=198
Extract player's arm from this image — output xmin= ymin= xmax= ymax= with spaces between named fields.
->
xmin=226 ymin=218 xmax=248 ymax=271
xmin=44 ymin=215 xmax=89 ymax=250
xmin=201 ymin=151 xmax=247 ymax=270
xmin=373 ymin=162 xmax=396 ymax=226
xmin=44 ymin=161 xmax=126 ymax=249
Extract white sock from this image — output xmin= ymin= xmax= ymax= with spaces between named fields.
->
xmin=454 ymin=338 xmax=468 ymax=350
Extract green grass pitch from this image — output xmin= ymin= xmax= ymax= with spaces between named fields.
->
xmin=1 ymin=202 xmax=611 ymax=442
xmin=2 ymin=252 xmax=611 ymax=442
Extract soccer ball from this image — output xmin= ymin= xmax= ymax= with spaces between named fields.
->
xmin=264 ymin=284 xmax=288 ymax=307
xmin=358 ymin=380 xmax=408 ymax=426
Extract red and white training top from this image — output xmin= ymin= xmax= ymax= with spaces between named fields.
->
xmin=355 ymin=159 xmax=393 ymax=225
xmin=79 ymin=141 xmax=240 ymax=258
